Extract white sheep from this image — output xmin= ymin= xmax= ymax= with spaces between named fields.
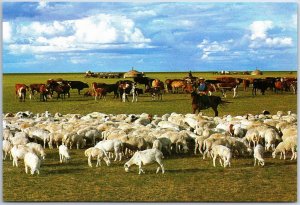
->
xmin=210 ymin=145 xmax=232 ymax=168
xmin=11 ymin=132 xmax=29 ymax=146
xmin=264 ymin=128 xmax=280 ymax=151
xmin=24 ymin=152 xmax=41 ymax=175
xmin=124 ymin=148 xmax=165 ymax=174
xmin=272 ymin=137 xmax=297 ymax=160
xmin=254 ymin=144 xmax=265 ymax=166
xmin=26 ymin=142 xmax=46 ymax=160
xmin=95 ymin=139 xmax=123 ymax=161
xmin=84 ymin=147 xmax=111 ymax=167
xmin=59 ymin=144 xmax=70 ymax=163
xmin=11 ymin=145 xmax=30 ymax=167
xmin=3 ymin=139 xmax=12 ymax=160
xmin=152 ymin=139 xmax=162 ymax=150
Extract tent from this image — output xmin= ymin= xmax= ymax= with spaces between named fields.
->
xmin=251 ymin=69 xmax=263 ymax=75
xmin=123 ymin=69 xmax=143 ymax=78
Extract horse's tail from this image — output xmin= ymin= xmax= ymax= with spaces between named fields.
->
xmin=219 ymin=98 xmax=232 ymax=106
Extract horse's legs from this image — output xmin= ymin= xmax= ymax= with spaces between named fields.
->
xmin=212 ymin=106 xmax=218 ymax=116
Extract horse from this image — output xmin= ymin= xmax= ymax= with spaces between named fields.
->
xmin=191 ymin=91 xmax=229 ymax=116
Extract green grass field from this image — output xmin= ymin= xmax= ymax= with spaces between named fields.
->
xmin=2 ymin=71 xmax=297 ymax=202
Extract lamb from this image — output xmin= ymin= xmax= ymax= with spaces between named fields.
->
xmin=11 ymin=132 xmax=29 ymax=146
xmin=95 ymin=139 xmax=123 ymax=161
xmin=11 ymin=145 xmax=31 ymax=167
xmin=124 ymin=148 xmax=165 ymax=174
xmin=272 ymin=137 xmax=297 ymax=160
xmin=210 ymin=145 xmax=232 ymax=168
xmin=253 ymin=144 xmax=265 ymax=166
xmin=24 ymin=152 xmax=41 ymax=175
xmin=3 ymin=139 xmax=12 ymax=160
xmin=84 ymin=147 xmax=111 ymax=167
xmin=121 ymin=136 xmax=148 ymax=156
xmin=159 ymin=131 xmax=189 ymax=154
xmin=244 ymin=128 xmax=260 ymax=148
xmin=30 ymin=128 xmax=50 ymax=148
xmin=152 ymin=139 xmax=162 ymax=150
xmin=26 ymin=142 xmax=46 ymax=160
xmin=59 ymin=144 xmax=70 ymax=163
xmin=63 ymin=132 xmax=86 ymax=149
xmin=264 ymin=128 xmax=280 ymax=151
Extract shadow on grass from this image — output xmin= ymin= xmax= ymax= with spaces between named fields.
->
xmin=166 ymin=168 xmax=203 ymax=173
xmin=44 ymin=167 xmax=86 ymax=175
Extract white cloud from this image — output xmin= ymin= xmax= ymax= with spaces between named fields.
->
xmin=69 ymin=57 xmax=87 ymax=64
xmin=3 ymin=22 xmax=12 ymax=42
xmin=292 ymin=14 xmax=297 ymax=28
xmin=7 ymin=14 xmax=151 ymax=54
xmin=250 ymin=20 xmax=273 ymax=40
xmin=248 ymin=20 xmax=293 ymax=48
xmin=135 ymin=10 xmax=157 ymax=17
xmin=18 ymin=21 xmax=68 ymax=37
xmin=197 ymin=39 xmax=229 ymax=60
xmin=37 ymin=0 xmax=47 ymax=10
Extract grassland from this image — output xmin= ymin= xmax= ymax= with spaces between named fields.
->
xmin=2 ymin=71 xmax=298 ymax=202
xmin=3 ymin=71 xmax=297 ymax=116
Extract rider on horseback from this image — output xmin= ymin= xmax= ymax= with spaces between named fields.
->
xmin=197 ymin=77 xmax=210 ymax=108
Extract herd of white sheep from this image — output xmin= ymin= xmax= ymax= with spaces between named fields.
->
xmin=2 ymin=110 xmax=297 ymax=175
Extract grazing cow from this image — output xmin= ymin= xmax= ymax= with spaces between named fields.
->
xmin=183 ymin=83 xmax=194 ymax=93
xmin=67 ymin=81 xmax=89 ymax=95
xmin=242 ymin=79 xmax=251 ymax=91
xmin=94 ymin=88 xmax=107 ymax=101
xmin=134 ymin=76 xmax=155 ymax=88
xmin=29 ymin=84 xmax=45 ymax=100
xmin=15 ymin=84 xmax=28 ymax=102
xmin=274 ymin=80 xmax=284 ymax=94
xmin=39 ymin=84 xmax=51 ymax=102
xmin=91 ymin=82 xmax=119 ymax=98
xmin=215 ymin=78 xmax=241 ymax=98
xmin=164 ymin=79 xmax=175 ymax=93
xmin=145 ymin=87 xmax=163 ymax=101
xmin=47 ymin=81 xmax=70 ymax=100
xmin=116 ymin=80 xmax=134 ymax=102
xmin=252 ymin=79 xmax=273 ymax=96
xmin=170 ymin=80 xmax=186 ymax=93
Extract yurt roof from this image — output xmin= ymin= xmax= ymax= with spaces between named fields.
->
xmin=123 ymin=69 xmax=142 ymax=78
xmin=251 ymin=69 xmax=263 ymax=75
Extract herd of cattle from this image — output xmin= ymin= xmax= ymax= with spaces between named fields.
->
xmin=2 ymin=110 xmax=297 ymax=175
xmin=14 ymin=75 xmax=297 ymax=102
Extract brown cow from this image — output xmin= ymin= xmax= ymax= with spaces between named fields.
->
xmin=170 ymin=80 xmax=186 ymax=93
xmin=15 ymin=84 xmax=28 ymax=102
xmin=215 ymin=77 xmax=241 ymax=98
xmin=29 ymin=83 xmax=46 ymax=100
xmin=94 ymin=88 xmax=107 ymax=101
xmin=242 ymin=79 xmax=251 ymax=91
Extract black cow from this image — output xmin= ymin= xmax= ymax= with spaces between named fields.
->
xmin=91 ymin=82 xmax=119 ymax=98
xmin=133 ymin=76 xmax=155 ymax=88
xmin=67 ymin=81 xmax=89 ymax=95
xmin=252 ymin=79 xmax=273 ymax=96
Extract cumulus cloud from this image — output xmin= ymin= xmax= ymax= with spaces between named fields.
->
xmin=248 ymin=20 xmax=293 ymax=48
xmin=197 ymin=39 xmax=229 ymax=60
xmin=6 ymin=14 xmax=151 ymax=54
xmin=249 ymin=20 xmax=273 ymax=40
xmin=3 ymin=22 xmax=12 ymax=42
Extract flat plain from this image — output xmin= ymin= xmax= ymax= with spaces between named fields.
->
xmin=2 ymin=71 xmax=297 ymax=202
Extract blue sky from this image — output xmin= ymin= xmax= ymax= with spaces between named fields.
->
xmin=2 ymin=2 xmax=298 ymax=73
